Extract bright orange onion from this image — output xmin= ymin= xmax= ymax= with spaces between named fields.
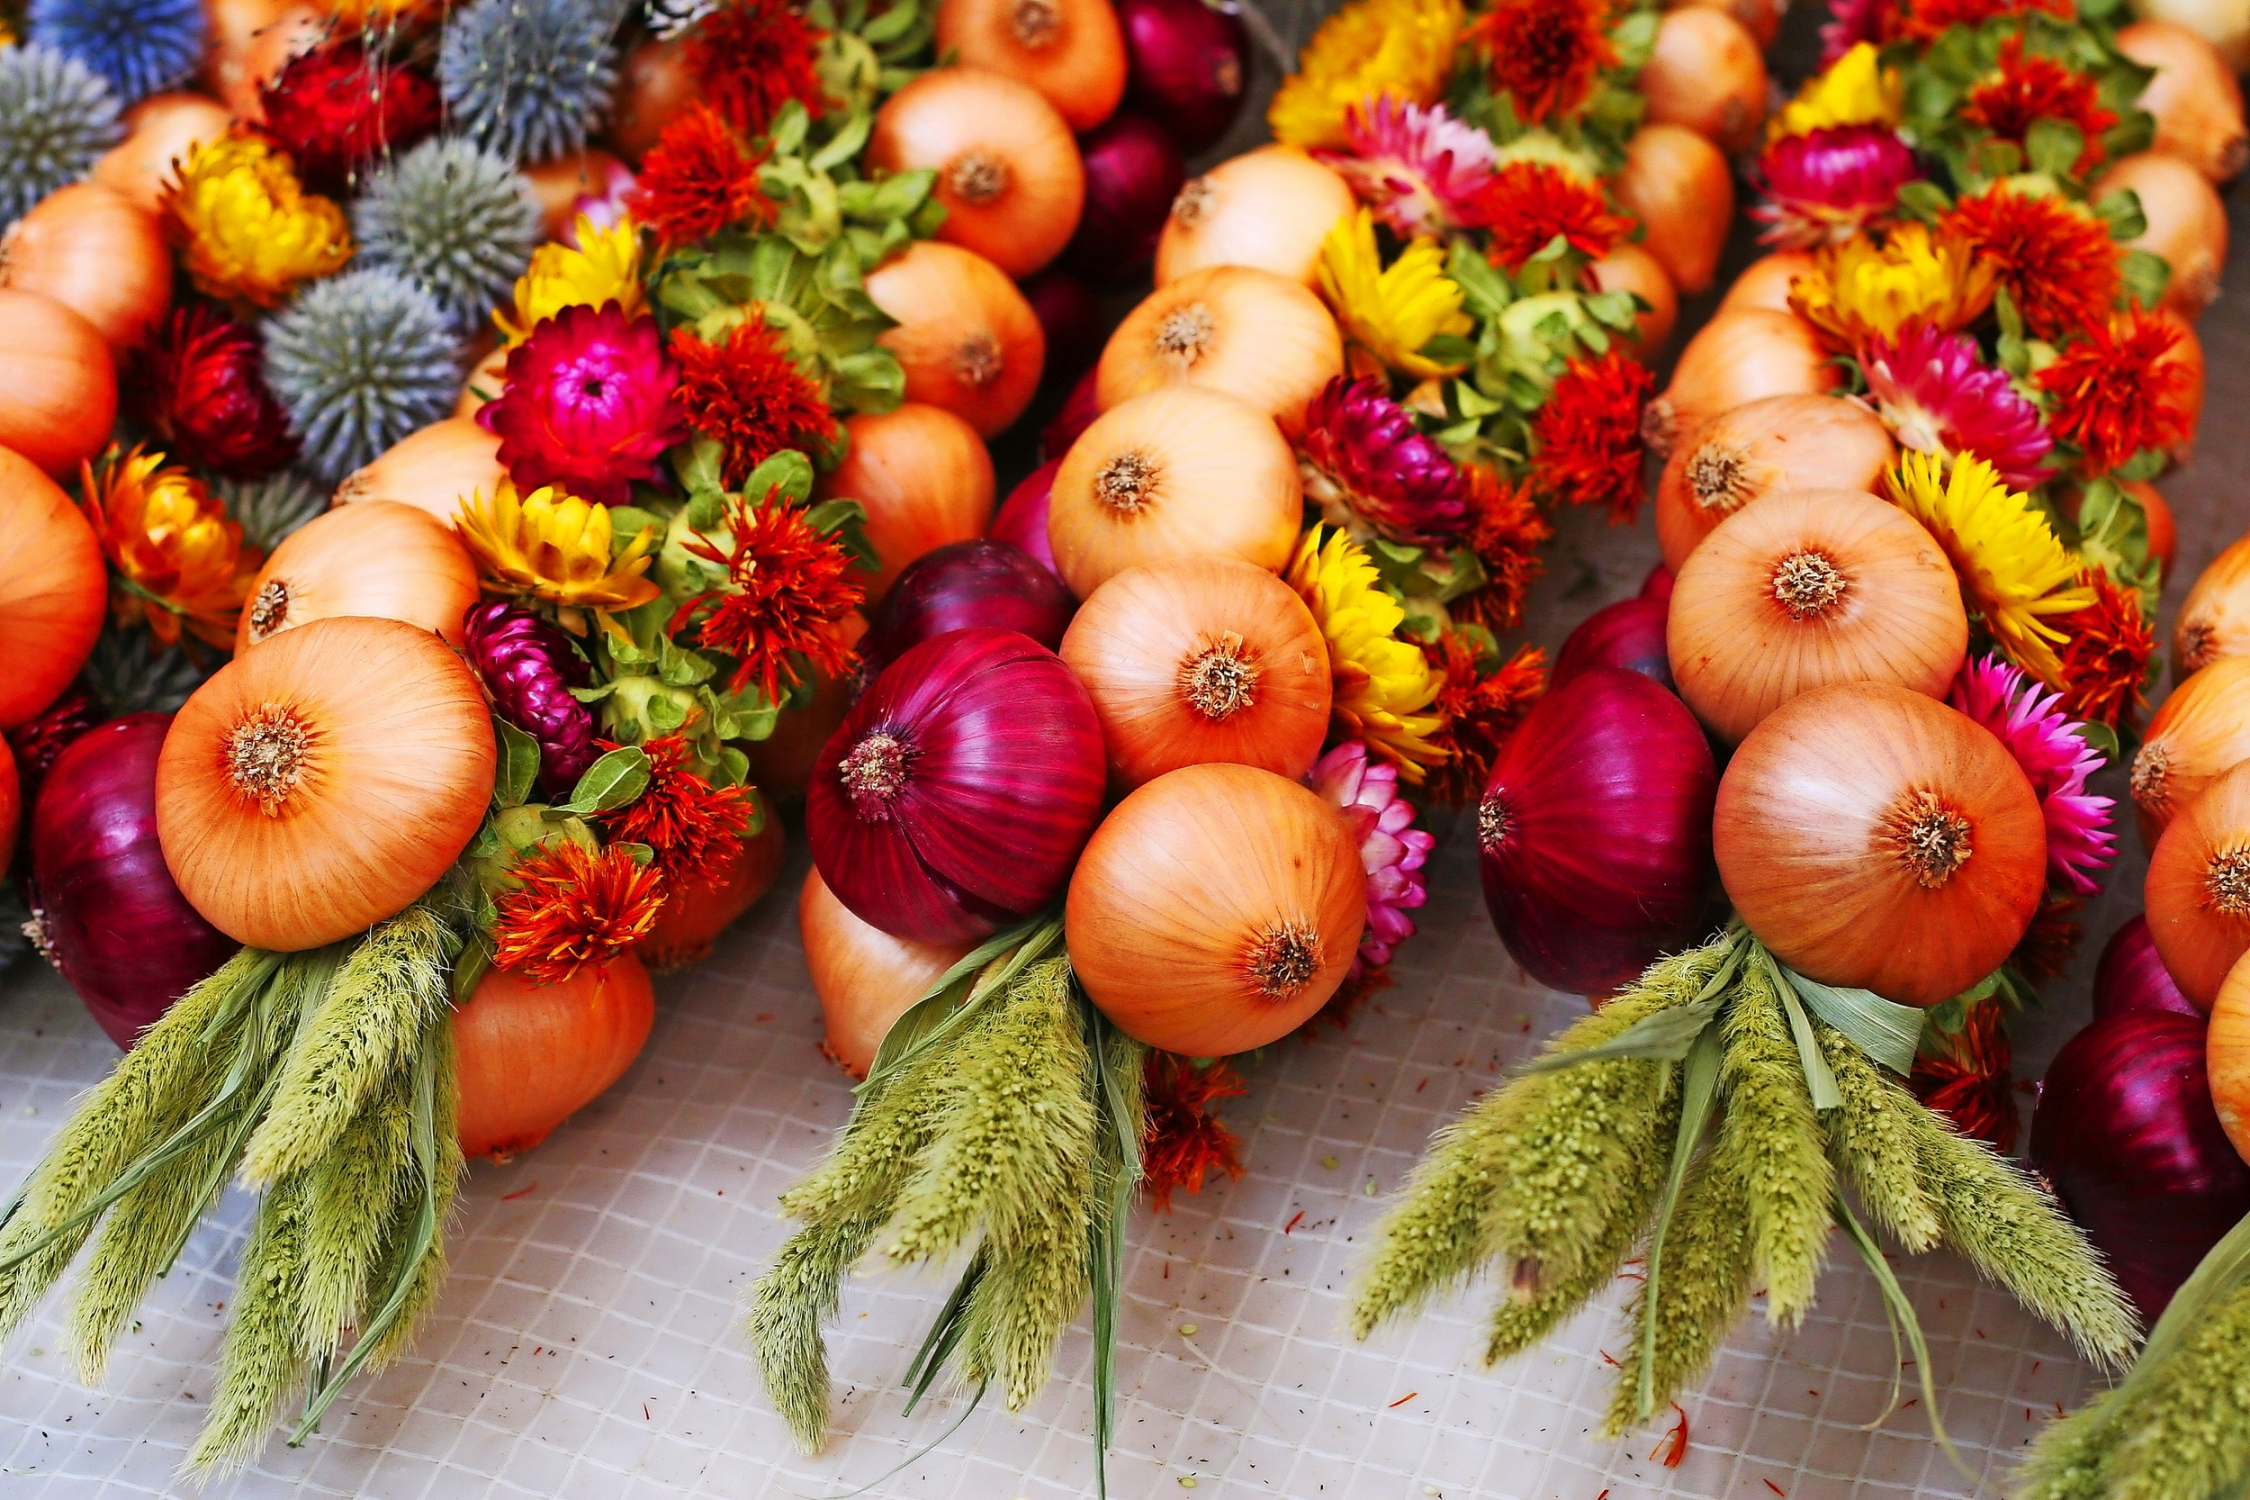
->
xmin=157 ymin=616 xmax=496 ymax=950
xmin=1153 ymin=145 xmax=1355 ymax=287
xmin=1066 ymin=761 xmax=1365 ymax=1056
xmin=2176 ymin=534 xmax=2250 ymax=679
xmin=0 ymin=287 xmax=116 ymax=478
xmin=935 ymin=0 xmax=1127 ymax=130
xmin=2210 ymin=951 xmax=2250 ymax=1164
xmin=93 ymin=93 xmax=233 ymax=213
xmin=638 ymin=815 xmax=786 ymax=970
xmin=336 ymin=416 xmax=507 ymax=521
xmin=869 ymin=67 xmax=1085 ymax=278
xmin=1612 ymin=123 xmax=1734 ymax=297
xmin=2117 ymin=21 xmax=2247 ymax=183
xmin=2098 ymin=152 xmax=2230 ymax=316
xmin=1586 ymin=241 xmax=1678 ymax=363
xmin=1059 ymin=555 xmax=1330 ymax=789
xmin=800 ymin=865 xmax=974 ymax=1079
xmin=1642 ymin=310 xmax=1840 ymax=458
xmin=1 ymin=183 xmax=171 ymax=356
xmin=2134 ymin=479 xmax=2180 ymax=575
xmin=1714 ymin=680 xmax=2046 ymax=1006
xmin=1719 ymin=250 xmax=1820 ymax=317
xmin=1047 ymin=385 xmax=1300 ymax=599
xmin=1668 ymin=486 xmax=1968 ymax=743
xmin=1639 ymin=6 xmax=1767 ymax=152
xmin=453 ymin=954 xmax=656 ymax=1159
xmin=865 ymin=240 xmax=1046 ymax=437
xmin=816 ymin=404 xmax=996 ymax=605
xmin=207 ymin=0 xmax=320 ymax=117
xmin=0 ymin=447 xmax=106 ymax=730
xmin=1666 ymin=0 xmax=1782 ymax=46
xmin=1654 ymin=395 xmax=1896 ymax=572
xmin=2132 ymin=655 xmax=2250 ymax=846
xmin=1095 ymin=264 xmax=1343 ymax=431
xmin=237 ymin=499 xmax=479 ymax=653
xmin=2148 ymin=760 xmax=2250 ymax=1011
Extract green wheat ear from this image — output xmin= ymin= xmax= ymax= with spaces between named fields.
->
xmin=1602 ymin=1151 xmax=1754 ymax=1438
xmin=1717 ymin=961 xmax=1831 ymax=1328
xmin=185 ymin=1173 xmax=314 ymax=1477
xmin=1814 ymin=1020 xmax=1941 ymax=1253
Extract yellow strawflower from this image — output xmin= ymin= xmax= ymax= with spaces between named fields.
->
xmin=494 ymin=216 xmax=645 ymax=347
xmin=81 ymin=447 xmax=261 ymax=649
xmin=1885 ymin=452 xmax=2095 ymax=689
xmin=1318 ymin=210 xmax=1472 ymax=380
xmin=1770 ymin=42 xmax=1903 ymax=140
xmin=1287 ymin=526 xmax=1447 ymax=779
xmin=455 ymin=481 xmax=661 ymax=612
xmin=164 ymin=134 xmax=353 ymax=309
xmin=1269 ymin=0 xmax=1464 ymax=150
xmin=1788 ymin=222 xmax=1997 ymax=350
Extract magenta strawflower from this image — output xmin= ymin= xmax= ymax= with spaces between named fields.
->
xmin=1950 ymin=654 xmax=2115 ymax=895
xmin=1298 ymin=376 xmax=1469 ymax=547
xmin=1316 ymin=97 xmax=1497 ymax=239
xmin=1307 ymin=739 xmax=1434 ymax=976
xmin=479 ymin=301 xmax=687 ymax=507
xmin=1862 ymin=321 xmax=2054 ymax=491
xmin=1751 ymin=124 xmax=1920 ymax=249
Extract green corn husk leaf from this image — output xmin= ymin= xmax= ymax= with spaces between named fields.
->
xmin=1814 ymin=1019 xmax=1943 ymax=1253
xmin=185 ymin=1171 xmax=314 ymax=1476
xmin=296 ymin=1059 xmax=417 ymax=1360
xmin=1720 ymin=957 xmax=1834 ymax=1328
xmin=1605 ymin=1146 xmax=1756 ymax=1437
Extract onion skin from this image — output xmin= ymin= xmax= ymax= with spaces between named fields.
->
xmin=1096 ymin=263 xmax=1344 ymax=432
xmin=453 ymin=955 xmax=655 ymax=1160
xmin=1655 ymin=395 xmax=1897 ymax=573
xmin=2148 ymin=758 xmax=2250 ymax=1010
xmin=637 ymin=815 xmax=785 ymax=971
xmin=1666 ymin=0 xmax=1781 ymax=48
xmin=1643 ymin=310 xmax=1841 ymax=458
xmin=1117 ymin=0 xmax=1247 ymax=154
xmin=2098 ymin=913 xmax=2203 ymax=1021
xmin=2119 ymin=21 xmax=2248 ymax=182
xmin=817 ymin=404 xmax=997 ymax=606
xmin=1612 ymin=124 xmax=1734 ymax=298
xmin=2033 ymin=1007 xmax=2250 ymax=1321
xmin=1064 ymin=112 xmax=1186 ymax=287
xmin=237 ymin=499 xmax=480 ymax=652
xmin=935 ymin=0 xmax=1127 ymax=131
xmin=2132 ymin=655 xmax=2250 ymax=846
xmin=31 ymin=714 xmax=238 ymax=1050
xmin=94 ymin=94 xmax=233 ymax=213
xmin=0 ymin=448 xmax=106 ymax=731
xmin=0 ymin=738 xmax=15 ymax=878
xmin=2132 ymin=0 xmax=2250 ymax=70
xmin=1586 ymin=241 xmax=1679 ymax=364
xmin=2172 ymin=531 xmax=2250 ymax=681
xmin=808 ymin=627 xmax=1106 ymax=944
xmin=1718 ymin=251 xmax=1819 ymax=317
xmin=800 ymin=865 xmax=973 ymax=1080
xmin=2151 ymin=309 xmax=2205 ymax=460
xmin=1 ymin=183 xmax=173 ymax=356
xmin=1154 ymin=146 xmax=1355 ymax=288
xmin=1639 ymin=7 xmax=1767 ymax=153
xmin=870 ymin=69 xmax=1086 ymax=279
xmin=867 ymin=240 xmax=1046 ymax=438
xmin=0 ymin=288 xmax=117 ymax=479
xmin=1715 ymin=682 xmax=2046 ymax=1007
xmin=335 ymin=416 xmax=507 ymax=522
xmin=1551 ymin=597 xmax=1675 ymax=692
xmin=1067 ymin=761 xmax=1365 ymax=1056
xmin=2097 ymin=152 xmax=2229 ymax=317
xmin=989 ymin=457 xmax=1065 ymax=579
xmin=863 ymin=538 xmax=1078 ymax=678
xmin=1478 ymin=666 xmax=1717 ymax=996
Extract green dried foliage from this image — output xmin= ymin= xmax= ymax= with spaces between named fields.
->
xmin=298 ymin=1062 xmax=416 ymax=1360
xmin=1603 ymin=1152 xmax=1754 ymax=1438
xmin=1718 ymin=964 xmax=1832 ymax=1327
xmin=750 ymin=1205 xmax=891 ymax=1453
xmin=186 ymin=1172 xmax=313 ymax=1476
xmin=1814 ymin=1020 xmax=1941 ymax=1253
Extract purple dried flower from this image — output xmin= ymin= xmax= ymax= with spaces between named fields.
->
xmin=1297 ymin=376 xmax=1468 ymax=548
xmin=462 ymin=600 xmax=599 ymax=796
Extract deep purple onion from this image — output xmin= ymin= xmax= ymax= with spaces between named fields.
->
xmin=1641 ymin=562 xmax=1675 ymax=601
xmin=1018 ymin=268 xmax=1107 ymax=394
xmin=862 ymin=540 xmax=1077 ymax=680
xmin=2096 ymin=914 xmax=2203 ymax=1021
xmin=2032 ymin=1007 xmax=2250 ymax=1320
xmin=1477 ymin=666 xmax=1718 ymax=994
xmin=1117 ymin=0 xmax=1249 ymax=154
xmin=1552 ymin=598 xmax=1675 ymax=694
xmin=1043 ymin=363 xmax=1104 ymax=462
xmin=1063 ymin=113 xmax=1186 ymax=286
xmin=808 ymin=627 xmax=1106 ymax=944
xmin=30 ymin=714 xmax=237 ymax=1050
xmin=990 ymin=459 xmax=1064 ymax=579
xmin=461 ymin=601 xmax=598 ymax=797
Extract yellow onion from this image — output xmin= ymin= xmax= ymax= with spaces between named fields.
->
xmin=866 ymin=240 xmax=1046 ymax=438
xmin=238 ymin=499 xmax=480 ymax=652
xmin=637 ymin=815 xmax=786 ymax=971
xmin=94 ymin=93 xmax=234 ymax=213
xmin=0 ymin=446 xmax=106 ymax=730
xmin=2097 ymin=152 xmax=2230 ymax=316
xmin=800 ymin=866 xmax=974 ymax=1080
xmin=869 ymin=67 xmax=1085 ymax=278
xmin=1587 ymin=241 xmax=1678 ymax=364
xmin=336 ymin=416 xmax=508 ymax=522
xmin=1665 ymin=0 xmax=1782 ymax=46
xmin=456 ymin=343 xmax=509 ymax=420
xmin=1654 ymin=395 xmax=1896 ymax=572
xmin=454 ymin=955 xmax=655 ymax=1160
xmin=1639 ymin=6 xmax=1767 ymax=152
xmin=1612 ymin=123 xmax=1734 ymax=297
xmin=1 ymin=182 xmax=173 ymax=356
xmin=2119 ymin=21 xmax=2247 ymax=182
xmin=2132 ymin=655 xmax=2250 ymax=847
xmin=1719 ymin=250 xmax=1820 ymax=317
xmin=1153 ymin=145 xmax=1355 ymax=287
xmin=0 ymin=287 xmax=117 ymax=478
xmin=934 ymin=0 xmax=1128 ymax=131
xmin=606 ymin=33 xmax=695 ymax=163
xmin=1642 ymin=309 xmax=1840 ymax=457
xmin=2149 ymin=760 xmax=2250 ymax=1011
xmin=2176 ymin=533 xmax=2250 ymax=680
xmin=816 ymin=404 xmax=997 ymax=606
xmin=1095 ymin=263 xmax=1343 ymax=432
xmin=521 ymin=148 xmax=629 ymax=242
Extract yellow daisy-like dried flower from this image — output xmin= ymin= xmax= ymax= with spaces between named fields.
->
xmin=494 ymin=216 xmax=645 ymax=348
xmin=1788 ymin=221 xmax=1996 ymax=351
xmin=164 ymin=133 xmax=353 ymax=309
xmin=1885 ymin=451 xmax=2095 ymax=689
xmin=1317 ymin=209 xmax=1473 ymax=380
xmin=1287 ymin=525 xmax=1447 ymax=779
xmin=1269 ymin=0 xmax=1464 ymax=151
xmin=81 ymin=446 xmax=262 ymax=649
xmin=455 ymin=480 xmax=662 ymax=612
xmin=1769 ymin=42 xmax=1903 ymax=141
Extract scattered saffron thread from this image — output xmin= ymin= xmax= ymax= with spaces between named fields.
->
xmin=1388 ymin=1391 xmax=1418 ymax=1408
xmin=501 ymin=1182 xmax=540 ymax=1201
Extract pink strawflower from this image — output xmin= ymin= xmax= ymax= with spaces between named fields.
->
xmin=1950 ymin=654 xmax=2115 ymax=896
xmin=1316 ymin=97 xmax=1497 ymax=239
xmin=1308 ymin=739 xmax=1434 ymax=976
xmin=1751 ymin=124 xmax=1921 ymax=249
xmin=1299 ymin=376 xmax=1469 ymax=547
xmin=1862 ymin=322 xmax=2054 ymax=491
xmin=1820 ymin=0 xmax=1885 ymax=65
xmin=479 ymin=302 xmax=687 ymax=506
xmin=565 ymin=158 xmax=639 ymax=247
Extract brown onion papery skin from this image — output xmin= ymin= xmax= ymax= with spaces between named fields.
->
xmin=1642 ymin=310 xmax=1839 ymax=458
xmin=636 ymin=814 xmax=786 ymax=971
xmin=454 ymin=955 xmax=655 ymax=1159
xmin=1718 ymin=251 xmax=1819 ymax=317
xmin=816 ymin=404 xmax=997 ymax=607
xmin=1668 ymin=487 xmax=1968 ymax=744
xmin=1067 ymin=762 xmax=1366 ymax=1056
xmin=2132 ymin=655 xmax=2250 ymax=846
xmin=1047 ymin=385 xmax=1301 ymax=599
xmin=935 ymin=0 xmax=1128 ymax=131
xmin=2207 ymin=950 xmax=2250 ymax=1164
xmin=1059 ymin=555 xmax=1331 ymax=789
xmin=869 ymin=69 xmax=1085 ymax=278
xmin=1 ymin=182 xmax=173 ymax=355
xmin=157 ymin=617 xmax=496 ymax=951
xmin=0 ymin=447 xmax=106 ymax=730
xmin=2147 ymin=759 xmax=2250 ymax=1011
xmin=2097 ymin=152 xmax=2230 ymax=317
xmin=800 ymin=866 xmax=974 ymax=1080
xmin=1639 ymin=7 xmax=1767 ymax=152
xmin=746 ymin=613 xmax=869 ymax=801
xmin=1096 ymin=264 xmax=1343 ymax=432
xmin=237 ymin=499 xmax=480 ymax=652
xmin=2173 ymin=533 xmax=2250 ymax=682
xmin=1655 ymin=395 xmax=1896 ymax=573
xmin=0 ymin=288 xmax=117 ymax=478
xmin=1612 ymin=124 xmax=1734 ymax=297
xmin=1153 ymin=146 xmax=1355 ymax=287
xmin=336 ymin=416 xmax=507 ymax=522
xmin=94 ymin=94 xmax=233 ymax=212
xmin=866 ymin=241 xmax=1046 ymax=437
xmin=2118 ymin=21 xmax=2248 ymax=183
xmin=1586 ymin=241 xmax=1678 ymax=364
xmin=1714 ymin=681 xmax=2047 ymax=1006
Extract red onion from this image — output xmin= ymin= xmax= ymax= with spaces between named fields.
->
xmin=29 ymin=713 xmax=237 ymax=1049
xmin=1477 ymin=665 xmax=1718 ymax=994
xmin=1552 ymin=597 xmax=1674 ymax=693
xmin=1018 ymin=267 xmax=1107 ymax=394
xmin=1043 ymin=363 xmax=1103 ymax=460
xmin=808 ymin=627 xmax=1106 ymax=943
xmin=2096 ymin=914 xmax=2202 ymax=1021
xmin=861 ymin=539 xmax=1077 ymax=679
xmin=1641 ymin=562 xmax=1676 ymax=601
xmin=1063 ymin=113 xmax=1186 ymax=287
xmin=990 ymin=458 xmax=1064 ymax=579
xmin=1117 ymin=0 xmax=1249 ymax=154
xmin=2031 ymin=1007 xmax=2250 ymax=1320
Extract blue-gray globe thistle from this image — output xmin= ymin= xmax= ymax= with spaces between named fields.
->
xmin=352 ymin=137 xmax=541 ymax=333
xmin=264 ymin=270 xmax=464 ymax=484
xmin=437 ymin=0 xmax=625 ymax=166
xmin=214 ymin=470 xmax=330 ymax=555
xmin=0 ymin=43 xmax=122 ymax=225
xmin=27 ymin=0 xmax=205 ymax=105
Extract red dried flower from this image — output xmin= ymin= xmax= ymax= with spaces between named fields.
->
xmin=672 ymin=491 xmax=865 ymax=703
xmin=2011 ymin=893 xmax=2084 ymax=984
xmin=1894 ymin=0 xmax=2069 ymax=45
xmin=628 ymin=102 xmax=772 ymax=252
xmin=689 ymin=0 xmax=830 ymax=139
xmin=598 ymin=731 xmax=754 ymax=888
xmin=670 ymin=318 xmax=840 ymax=488
xmin=1940 ymin=186 xmax=2119 ymax=344
xmin=1961 ymin=37 xmax=2118 ymax=178
xmin=2055 ymin=568 xmax=2155 ymax=731
xmin=492 ymin=840 xmax=669 ymax=984
xmin=1466 ymin=0 xmax=1617 ymax=123
xmin=5 ymin=688 xmax=102 ymax=806
xmin=1528 ymin=350 xmax=1653 ymax=521
xmin=1470 ymin=161 xmax=1634 ymax=272
xmin=1454 ymin=466 xmax=1552 ymax=635
xmin=2034 ymin=311 xmax=2193 ymax=477
xmin=1909 ymin=996 xmax=2017 ymax=1152
xmin=1141 ymin=1052 xmax=1246 ymax=1211
xmin=255 ymin=41 xmax=442 ymax=194
xmin=1425 ymin=637 xmax=1546 ymax=806
xmin=124 ymin=304 xmax=301 ymax=480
